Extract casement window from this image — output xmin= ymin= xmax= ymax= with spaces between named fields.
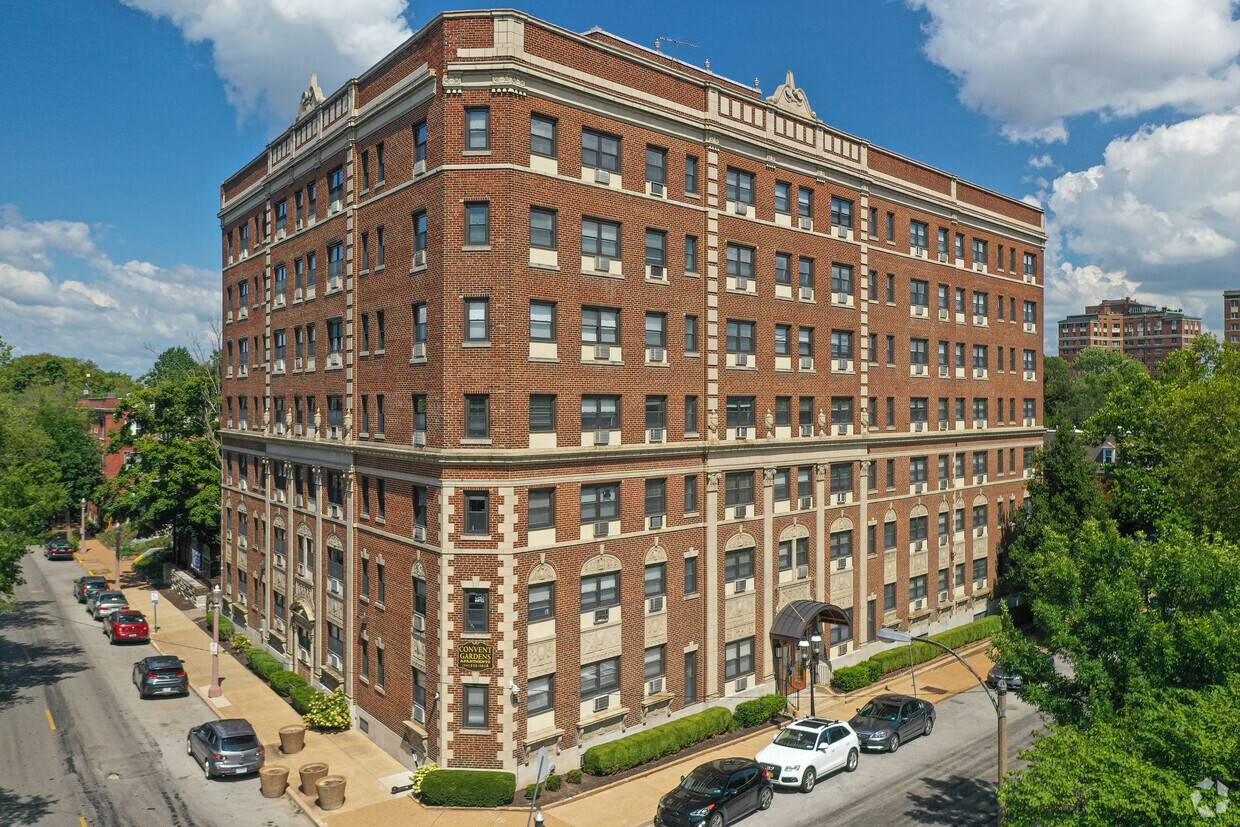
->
xmin=465 ymin=107 xmax=490 ymax=150
xmin=726 ymin=168 xmax=755 ymax=205
xmin=582 ymin=128 xmax=621 ymax=172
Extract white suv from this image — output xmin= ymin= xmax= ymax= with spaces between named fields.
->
xmin=755 ymin=717 xmax=860 ymax=793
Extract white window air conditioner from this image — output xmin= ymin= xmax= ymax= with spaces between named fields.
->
xmin=650 ymin=182 xmax=665 ymax=197
xmin=736 ymin=353 xmax=748 ymax=366
xmin=735 ymin=202 xmax=748 ymax=216
xmin=647 ymin=678 xmax=664 ymax=695
xmin=594 ymin=345 xmax=611 ymax=360
xmin=797 ymin=564 xmax=809 ymax=579
xmin=413 ymin=430 xmax=426 ymax=447
xmin=650 ymin=348 xmax=665 ymax=363
xmin=648 ymin=596 xmax=664 ymax=613
xmin=836 ymin=492 xmax=847 ymax=505
xmin=328 ymin=652 xmax=343 ymax=670
xmin=413 ymin=704 xmax=426 ymax=724
xmin=594 ymin=430 xmax=610 ymax=446
xmin=939 ymin=252 xmax=949 ymax=262
xmin=593 ymin=520 xmax=610 ymax=537
xmin=593 ymin=695 xmax=610 ymax=712
xmin=836 ymin=557 xmax=848 ymax=571
xmin=939 ymin=590 xmax=949 ymax=603
xmin=413 ymin=525 xmax=425 ymax=542
xmin=913 ymin=598 xmax=925 ymax=611
xmin=594 ymin=256 xmax=611 ymax=273
xmin=649 ymin=265 xmax=665 ymax=279
xmin=413 ymin=613 xmax=425 ymax=632
xmin=735 ymin=504 xmax=747 ymax=519
xmin=593 ymin=608 xmax=610 ymax=625
xmin=800 ymin=357 xmax=814 ymax=371
xmin=414 ymin=160 xmax=426 ymax=176
xmin=594 ymin=168 xmax=611 ymax=185
xmin=736 ymin=276 xmax=748 ymax=291
xmin=800 ymin=217 xmax=813 ymax=231
xmin=649 ymin=428 xmax=664 ymax=443
xmin=412 ymin=342 xmax=426 ymax=359
xmin=800 ymin=287 xmax=814 ymax=301
xmin=735 ymin=426 xmax=748 ymax=439
xmin=800 ymin=424 xmax=814 ymax=437
xmin=649 ymin=514 xmax=664 ymax=529
xmin=799 ymin=497 xmax=812 ymax=510
xmin=736 ymin=677 xmax=748 ymax=691
xmin=734 ymin=579 xmax=747 ymax=594
xmin=413 ymin=250 xmax=426 ymax=268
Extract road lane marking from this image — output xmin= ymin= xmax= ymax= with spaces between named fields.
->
xmin=80 ymin=818 xmax=88 ymax=827
xmin=45 ymin=709 xmax=56 ymax=731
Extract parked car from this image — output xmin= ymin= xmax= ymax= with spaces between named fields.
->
xmin=186 ymin=719 xmax=265 ymax=778
xmin=755 ymin=716 xmax=859 ymax=793
xmin=133 ymin=655 xmax=188 ymax=698
xmin=987 ymin=653 xmax=1054 ymax=690
xmin=848 ymin=694 xmax=936 ymax=753
xmin=44 ymin=540 xmax=74 ymax=561
xmin=90 ymin=592 xmax=129 ymax=621
xmin=104 ymin=610 xmax=149 ymax=644
xmin=75 ymin=576 xmax=110 ymax=603
xmin=655 ymin=757 xmax=772 ymax=827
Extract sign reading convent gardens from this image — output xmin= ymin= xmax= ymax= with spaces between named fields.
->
xmin=457 ymin=641 xmax=495 ymax=671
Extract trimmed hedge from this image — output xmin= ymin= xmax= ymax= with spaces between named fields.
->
xmin=420 ymin=770 xmax=516 ymax=808
xmin=582 ymin=706 xmax=732 ymax=776
xmin=732 ymin=694 xmax=787 ymax=729
xmin=290 ymin=685 xmax=320 ymax=715
xmin=269 ymin=670 xmax=309 ymax=696
xmin=246 ymin=649 xmax=283 ymax=679
xmin=566 ymin=769 xmax=582 ymax=784
xmin=204 ymin=611 xmax=235 ymax=639
xmin=545 ymin=773 xmax=562 ymax=792
xmin=831 ymin=615 xmax=1003 ymax=692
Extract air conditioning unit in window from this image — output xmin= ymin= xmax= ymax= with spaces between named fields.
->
xmin=329 ymin=504 xmax=343 ymax=519
xmin=650 ymin=348 xmax=665 ymax=363
xmin=413 ymin=525 xmax=425 ymax=542
xmin=800 ymin=286 xmax=813 ymax=301
xmin=799 ymin=217 xmax=813 ymax=231
xmin=413 ymin=250 xmax=426 ymax=268
xmin=647 ymin=678 xmax=664 ymax=695
xmin=594 ymin=520 xmax=610 ymax=537
xmin=939 ymin=252 xmax=949 ymax=263
xmin=735 ymin=202 xmax=748 ymax=216
xmin=800 ymin=424 xmax=814 ymax=437
xmin=914 ymin=539 xmax=925 ymax=551
xmin=913 ymin=598 xmax=925 ymax=611
xmin=594 ymin=608 xmax=610 ymax=625
xmin=836 ymin=492 xmax=847 ymax=505
xmin=836 ymin=422 xmax=850 ymax=436
xmin=735 ymin=676 xmax=748 ymax=691
xmin=649 ymin=265 xmax=665 ymax=279
xmin=413 ymin=704 xmax=426 ymax=724
xmin=914 ymin=365 xmax=927 ymax=376
xmin=594 ymin=430 xmax=610 ymax=446
xmin=734 ymin=579 xmax=747 ymax=594
xmin=594 ymin=345 xmax=611 ymax=360
xmin=413 ymin=612 xmax=425 ymax=632
xmin=735 ymin=504 xmax=747 ymax=518
xmin=650 ymin=182 xmax=665 ymax=197
xmin=650 ymin=514 xmax=664 ymax=529
xmin=914 ymin=247 xmax=926 ymax=258
xmin=414 ymin=160 xmax=426 ymax=176
xmin=836 ymin=557 xmax=849 ymax=571
xmin=328 ymin=652 xmax=343 ymax=670
xmin=649 ymin=428 xmax=664 ymax=443
xmin=913 ymin=421 xmax=925 ymax=432
xmin=973 ymin=263 xmax=984 ymax=272
xmin=593 ymin=256 xmax=612 ymax=273
xmin=412 ymin=342 xmax=426 ymax=359
xmin=735 ymin=353 xmax=748 ymax=366
xmin=797 ymin=564 xmax=810 ymax=579
xmin=593 ymin=695 xmax=610 ymax=712
xmin=799 ymin=496 xmax=812 ymax=510
xmin=648 ymin=596 xmax=664 ymax=613
xmin=735 ymin=426 xmax=748 ymax=439
xmin=800 ymin=357 xmax=814 ymax=371
xmin=914 ymin=483 xmax=925 ymax=494
xmin=413 ymin=430 xmax=426 ymax=447
xmin=594 ymin=168 xmax=611 ymax=185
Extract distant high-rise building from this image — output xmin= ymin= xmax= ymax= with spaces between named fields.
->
xmin=1057 ymin=297 xmax=1201 ymax=373
xmin=1225 ymin=289 xmax=1240 ymax=344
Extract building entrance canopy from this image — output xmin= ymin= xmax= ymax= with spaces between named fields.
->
xmin=769 ymin=600 xmax=849 ymax=645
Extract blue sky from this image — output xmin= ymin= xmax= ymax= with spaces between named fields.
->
xmin=4 ymin=0 xmax=1240 ymax=374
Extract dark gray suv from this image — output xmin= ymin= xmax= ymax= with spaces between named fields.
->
xmin=133 ymin=656 xmax=189 ymax=698
xmin=186 ymin=719 xmax=265 ymax=778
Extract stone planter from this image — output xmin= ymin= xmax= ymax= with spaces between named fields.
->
xmin=316 ymin=775 xmax=346 ymax=811
xmin=259 ymin=766 xmax=289 ymax=798
xmin=279 ymin=725 xmax=307 ymax=754
xmin=299 ymin=762 xmax=329 ymax=796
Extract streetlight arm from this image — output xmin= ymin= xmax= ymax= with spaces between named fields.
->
xmin=914 ymin=635 xmax=1001 ymax=716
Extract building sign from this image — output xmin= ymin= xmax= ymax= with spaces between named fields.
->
xmin=457 ymin=641 xmax=495 ymax=671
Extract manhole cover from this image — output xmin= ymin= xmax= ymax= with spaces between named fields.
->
xmin=106 ymin=773 xmax=120 ymax=780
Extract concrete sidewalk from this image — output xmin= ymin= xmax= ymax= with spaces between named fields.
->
xmin=75 ymin=538 xmax=995 ymax=827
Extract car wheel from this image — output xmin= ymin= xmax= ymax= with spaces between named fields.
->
xmin=202 ymin=756 xmax=212 ymax=779
xmin=800 ymin=767 xmax=816 ymax=794
xmin=888 ymin=734 xmax=901 ymax=754
xmin=846 ymin=748 xmax=859 ymax=772
xmin=186 ymin=738 xmax=194 ymax=756
xmin=707 ymin=813 xmax=724 ymax=827
xmin=758 ymin=786 xmax=773 ymax=810
xmin=924 ymin=717 xmax=934 ymax=737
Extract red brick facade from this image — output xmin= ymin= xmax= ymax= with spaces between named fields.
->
xmin=1057 ymin=297 xmax=1202 ymax=374
xmin=218 ymin=11 xmax=1045 ymax=780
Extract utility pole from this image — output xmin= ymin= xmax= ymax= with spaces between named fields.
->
xmin=115 ymin=524 xmax=122 ymax=588
xmin=79 ymin=498 xmax=86 ymax=547
xmin=997 ymin=680 xmax=1008 ymax=825
xmin=209 ymin=585 xmax=223 ymax=698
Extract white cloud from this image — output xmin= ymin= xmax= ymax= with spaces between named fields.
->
xmin=908 ymin=0 xmax=1240 ymax=141
xmin=1028 ymin=154 xmax=1055 ymax=169
xmin=0 ymin=206 xmax=217 ymax=375
xmin=123 ymin=0 xmax=414 ymax=124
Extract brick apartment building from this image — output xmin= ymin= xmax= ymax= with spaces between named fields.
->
xmin=218 ymin=10 xmax=1045 ymax=780
xmin=1057 ymin=297 xmax=1202 ymax=373
xmin=1225 ymin=289 xmax=1240 ymax=344
xmin=78 ymin=394 xmax=136 ymax=524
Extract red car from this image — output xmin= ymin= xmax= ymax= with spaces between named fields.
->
xmin=104 ymin=610 xmax=150 ymax=644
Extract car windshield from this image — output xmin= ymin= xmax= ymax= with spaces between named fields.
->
xmin=681 ymin=768 xmax=726 ymax=797
xmin=773 ymin=729 xmax=819 ymax=750
xmin=152 ymin=666 xmax=183 ymax=675
xmin=858 ymin=701 xmax=900 ymax=721
xmin=220 ymin=735 xmax=260 ymax=751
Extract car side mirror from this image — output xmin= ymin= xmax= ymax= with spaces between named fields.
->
xmin=772 ymin=733 xmax=779 ymax=741
xmin=680 ymin=775 xmax=685 ymax=782
xmin=819 ymin=744 xmax=830 ymax=751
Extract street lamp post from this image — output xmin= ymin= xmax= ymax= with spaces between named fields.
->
xmin=115 ymin=524 xmax=122 ymax=588
xmin=79 ymin=498 xmax=86 ymax=547
xmin=209 ymin=585 xmax=223 ymax=698
xmin=798 ymin=631 xmax=824 ymax=717
xmin=878 ymin=628 xmax=1007 ymax=825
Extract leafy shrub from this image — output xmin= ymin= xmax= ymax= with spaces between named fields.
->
xmin=303 ymin=688 xmax=352 ymax=731
xmin=269 ymin=670 xmax=308 ymax=696
xmin=411 ymin=763 xmax=438 ymax=796
xmin=290 ymin=685 xmax=320 ymax=715
xmin=581 ymin=706 xmax=732 ymax=776
xmin=732 ymin=694 xmax=787 ymax=729
xmin=566 ymin=769 xmax=582 ymax=785
xmin=230 ymin=632 xmax=252 ymax=652
xmin=420 ymin=770 xmax=515 ymax=807
xmin=831 ymin=663 xmax=876 ymax=692
xmin=205 ymin=611 xmax=235 ymax=639
xmin=545 ymin=773 xmax=562 ymax=791
xmin=245 ymin=648 xmax=282 ymax=679
xmin=830 ymin=615 xmax=1003 ymax=692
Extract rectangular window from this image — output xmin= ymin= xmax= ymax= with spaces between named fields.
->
xmin=644 ymin=562 xmax=666 ymax=598
xmin=831 ymin=197 xmax=853 ymax=229
xmin=886 ymin=273 xmax=896 ymax=303
xmin=886 ymin=211 xmax=895 ymax=241
xmin=529 ymin=580 xmax=555 ymax=622
xmin=581 ymin=483 xmax=620 ymax=525
xmin=724 ymin=472 xmax=754 ymax=507
xmin=464 ymin=298 xmax=489 ymax=342
xmin=376 ymin=142 xmax=385 ymax=183
xmin=413 ymin=211 xmax=427 ymax=253
xmin=465 ymin=203 xmax=490 ymax=246
xmin=685 ymin=155 xmax=699 ymax=193
xmin=580 ymin=657 xmax=620 ymax=699
xmin=1024 ymin=252 xmax=1037 ymax=276
xmin=726 ymin=243 xmax=755 ymax=280
xmin=530 ymin=301 xmax=556 ymax=341
xmin=831 ymin=263 xmax=853 ymax=295
xmin=725 ymin=548 xmax=754 ymax=582
xmin=581 ymin=395 xmax=621 ymax=432
xmin=773 ymin=469 xmax=791 ymax=503
xmin=685 ymin=396 xmax=698 ymax=434
xmin=465 ymin=395 xmax=490 ymax=439
xmin=414 ymin=122 xmax=428 ymax=163
xmin=726 ymin=396 xmax=756 ymax=428
xmin=645 ymin=646 xmax=666 ymax=684
xmin=582 ymin=218 xmax=621 ymax=259
xmin=528 ymin=674 xmax=553 ymax=715
xmin=413 ymin=303 xmax=428 ymax=344
xmin=580 ymin=571 xmax=620 ymax=611
xmin=831 ymin=462 xmax=853 ymax=494
xmin=464 ymin=491 xmax=489 ymax=535
xmin=725 ymin=638 xmax=754 ymax=681
xmin=529 ymin=395 xmax=556 ymax=433
xmin=465 ymin=107 xmax=490 ymax=150
xmin=329 ymin=167 xmax=344 ymax=210
xmin=831 ymin=330 xmax=854 ymax=360
xmin=775 ymin=253 xmax=792 ymax=285
xmin=530 ymin=208 xmax=557 ymax=249
xmin=799 ymin=257 xmax=814 ymax=289
xmin=645 ymin=395 xmax=666 ymax=429
xmin=646 ymin=146 xmax=667 ymax=184
xmin=684 ymin=555 xmax=698 ymax=594
xmin=464 ymin=685 xmax=488 ymax=728
xmin=685 ymin=236 xmax=699 ymax=272
xmin=645 ymin=229 xmax=667 ymax=266
xmin=531 ymin=115 xmax=556 ymax=157
xmin=464 ymin=588 xmax=489 ymax=632
xmin=798 ymin=186 xmax=814 ymax=219
xmin=775 ymin=396 xmax=791 ymax=427
xmin=911 ymin=279 xmax=928 ymax=308
xmin=529 ymin=487 xmax=556 ymax=531
xmin=582 ymin=307 xmax=620 ymax=345
xmin=582 ymin=128 xmax=621 ymax=172
xmin=685 ymin=316 xmax=699 ymax=352
xmin=973 ymin=238 xmax=988 ymax=267
xmin=726 ymin=320 xmax=756 ymax=354
xmin=775 ymin=181 xmax=791 ymax=214
xmin=726 ymin=168 xmax=755 ymax=205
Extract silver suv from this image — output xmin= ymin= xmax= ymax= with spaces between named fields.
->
xmin=755 ymin=716 xmax=860 ymax=793
xmin=186 ymin=719 xmax=265 ymax=778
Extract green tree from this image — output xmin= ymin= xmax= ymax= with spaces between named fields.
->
xmin=0 ymin=397 xmax=69 ymax=596
xmin=142 ymin=346 xmax=200 ymax=386
xmin=1043 ymin=348 xmax=1151 ymax=429
xmin=28 ymin=387 xmax=101 ymax=505
xmin=0 ymin=353 xmax=135 ymax=397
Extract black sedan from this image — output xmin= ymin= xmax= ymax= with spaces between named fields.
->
xmin=655 ymin=757 xmax=773 ymax=827
xmin=45 ymin=540 xmax=74 ymax=560
xmin=848 ymin=693 xmax=935 ymax=753
xmin=133 ymin=655 xmax=189 ymax=698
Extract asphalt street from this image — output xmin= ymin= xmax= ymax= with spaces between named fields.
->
xmin=0 ymin=547 xmax=309 ymax=827
xmin=739 ymin=682 xmax=1043 ymax=827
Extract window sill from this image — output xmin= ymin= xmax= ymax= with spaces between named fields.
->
xmin=685 ymin=270 xmax=701 ymax=278
xmin=374 ymin=685 xmax=386 ymax=696
xmin=529 ymin=262 xmax=561 ymax=272
xmin=358 ymin=268 xmax=370 ymax=277
xmin=460 ymin=534 xmax=492 ymax=542
xmin=462 ymin=150 xmax=492 ymax=157
xmin=358 ymin=675 xmax=370 ymax=685
xmin=462 ymin=341 xmax=491 ymax=348
xmin=374 ymin=515 xmax=386 ymax=525
xmin=460 ymin=438 xmax=492 ymax=446
xmin=461 ymin=632 xmax=491 ymax=640
xmin=374 ymin=601 xmax=385 ymax=612
xmin=462 ymin=245 xmax=492 ymax=252
xmin=684 ymin=592 xmax=700 ymax=601
xmin=360 ymin=595 xmax=370 ymax=605
xmin=581 ymin=270 xmax=624 ymax=280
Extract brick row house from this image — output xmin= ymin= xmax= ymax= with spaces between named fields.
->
xmin=218 ymin=10 xmax=1045 ymax=781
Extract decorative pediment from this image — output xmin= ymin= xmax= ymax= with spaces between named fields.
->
xmin=529 ymin=562 xmax=556 ymax=583
xmin=766 ymin=70 xmax=815 ymax=119
xmin=582 ymin=552 xmax=621 ymax=576
xmin=299 ymin=74 xmax=325 ymax=118
xmin=726 ymin=530 xmax=756 ymax=551
xmin=645 ymin=545 xmax=668 ymax=565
